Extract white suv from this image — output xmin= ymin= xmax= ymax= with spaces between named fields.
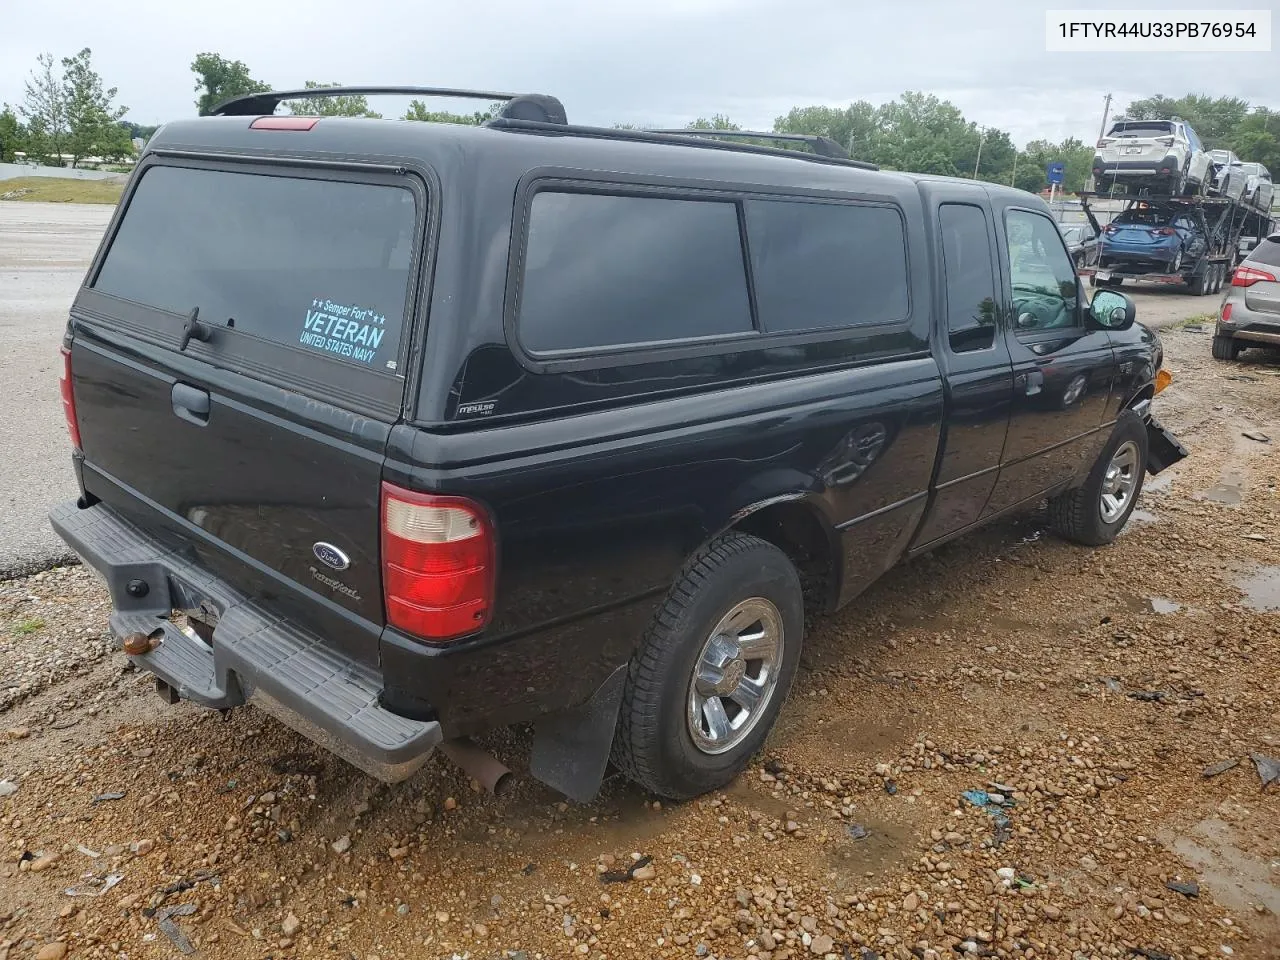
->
xmin=1092 ymin=119 xmax=1212 ymax=196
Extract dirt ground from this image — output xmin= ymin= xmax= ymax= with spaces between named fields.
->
xmin=2 ymin=319 xmax=1279 ymax=960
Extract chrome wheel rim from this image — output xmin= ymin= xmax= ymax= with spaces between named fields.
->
xmin=1100 ymin=440 xmax=1140 ymax=524
xmin=686 ymin=597 xmax=783 ymax=755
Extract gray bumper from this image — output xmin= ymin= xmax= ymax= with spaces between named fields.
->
xmin=49 ymin=500 xmax=442 ymax=782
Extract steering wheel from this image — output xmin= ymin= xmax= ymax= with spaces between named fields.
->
xmin=1012 ymin=284 xmax=1069 ymax=330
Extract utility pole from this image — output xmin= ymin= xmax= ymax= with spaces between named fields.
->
xmin=974 ymin=127 xmax=985 ymax=179
xmin=1097 ymin=92 xmax=1113 ymax=143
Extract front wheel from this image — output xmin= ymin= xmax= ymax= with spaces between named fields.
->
xmin=612 ymin=532 xmax=804 ymax=799
xmin=1048 ymin=411 xmax=1148 ymax=546
xmin=1212 ymin=335 xmax=1242 ymax=361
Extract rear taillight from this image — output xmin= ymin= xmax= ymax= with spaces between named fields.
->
xmin=1222 ymin=303 xmax=1233 ymax=322
xmin=1156 ymin=136 xmax=1175 ymax=146
xmin=1104 ymin=224 xmax=1117 ymax=234
xmin=59 ymin=345 xmax=81 ymax=450
xmin=381 ymin=483 xmax=495 ymax=642
xmin=1152 ymin=227 xmax=1176 ymax=237
xmin=249 ymin=116 xmax=318 ymax=131
xmin=1097 ymin=138 xmax=1112 ymax=148
xmin=1232 ymin=265 xmax=1277 ymax=287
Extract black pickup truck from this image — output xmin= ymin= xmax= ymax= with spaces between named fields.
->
xmin=50 ymin=87 xmax=1185 ymax=802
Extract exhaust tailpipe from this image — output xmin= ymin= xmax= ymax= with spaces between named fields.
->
xmin=439 ymin=737 xmax=513 ymax=795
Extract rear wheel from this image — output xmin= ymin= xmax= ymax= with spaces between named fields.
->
xmin=1048 ymin=411 xmax=1148 ymax=546
xmin=612 ymin=532 xmax=804 ymax=799
xmin=1212 ymin=335 xmax=1242 ymax=361
xmin=1189 ymin=269 xmax=1208 ymax=295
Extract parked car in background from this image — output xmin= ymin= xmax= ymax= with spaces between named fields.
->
xmin=1207 ymin=149 xmax=1247 ymax=200
xmin=1093 ymin=119 xmax=1211 ymax=196
xmin=1213 ymin=233 xmax=1280 ymax=360
xmin=1238 ymin=162 xmax=1274 ymax=214
xmin=1099 ymin=204 xmax=1208 ymax=274
xmin=1059 ymin=223 xmax=1100 ymax=269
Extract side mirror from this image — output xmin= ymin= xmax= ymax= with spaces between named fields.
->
xmin=1089 ymin=289 xmax=1136 ymax=331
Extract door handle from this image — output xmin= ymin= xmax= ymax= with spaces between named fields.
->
xmin=171 ymin=382 xmax=210 ymax=425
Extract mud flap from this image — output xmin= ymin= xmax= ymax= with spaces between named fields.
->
xmin=1146 ymin=415 xmax=1189 ymax=474
xmin=530 ymin=665 xmax=626 ymax=803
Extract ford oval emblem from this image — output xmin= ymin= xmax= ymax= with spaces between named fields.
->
xmin=312 ymin=542 xmax=350 ymax=571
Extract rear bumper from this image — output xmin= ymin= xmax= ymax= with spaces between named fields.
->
xmin=49 ymin=500 xmax=442 ymax=782
xmin=1093 ymin=154 xmax=1181 ymax=178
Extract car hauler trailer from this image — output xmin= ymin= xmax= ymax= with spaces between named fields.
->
xmin=1081 ymin=191 xmax=1276 ymax=296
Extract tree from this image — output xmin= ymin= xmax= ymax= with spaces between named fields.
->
xmin=686 ymin=114 xmax=740 ymax=130
xmin=774 ymin=102 xmax=880 ymax=162
xmin=0 ymin=104 xmax=25 ymax=162
xmin=402 ymin=100 xmax=496 ymax=124
xmin=191 ymin=53 xmax=270 ymax=116
xmin=1232 ymin=107 xmax=1280 ymax=171
xmin=21 ymin=52 xmax=68 ymax=165
xmin=286 ymin=81 xmax=381 ymax=118
xmin=61 ymin=48 xmax=129 ymax=166
xmin=1119 ymin=94 xmax=1249 ymax=149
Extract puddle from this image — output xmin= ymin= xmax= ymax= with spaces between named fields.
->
xmin=1129 ymin=508 xmax=1158 ymax=524
xmin=1149 ymin=597 xmax=1182 ymax=614
xmin=1145 ymin=473 xmax=1174 ymax=494
xmin=1162 ymin=817 xmax=1280 ymax=941
xmin=1234 ymin=565 xmax=1280 ymax=611
xmin=823 ymin=816 xmax=915 ymax=886
xmin=1204 ymin=482 xmax=1244 ymax=505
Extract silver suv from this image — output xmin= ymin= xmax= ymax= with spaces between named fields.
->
xmin=1093 ymin=119 xmax=1211 ymax=196
xmin=1214 ymin=234 xmax=1280 ymax=361
xmin=1208 ymin=149 xmax=1247 ymax=201
xmin=1238 ymin=162 xmax=1274 ymax=215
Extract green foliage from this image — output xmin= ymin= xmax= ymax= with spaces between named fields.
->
xmin=686 ymin=114 xmax=740 ymax=131
xmin=286 ymin=82 xmax=382 ymax=119
xmin=61 ymin=48 xmax=131 ymax=166
xmin=0 ymin=104 xmax=24 ymax=162
xmin=21 ymin=53 xmax=68 ymax=164
xmin=402 ymin=100 xmax=496 ymax=124
xmin=11 ymin=618 xmax=45 ymax=636
xmin=191 ymin=53 xmax=270 ymax=116
xmin=1118 ymin=94 xmax=1249 ymax=149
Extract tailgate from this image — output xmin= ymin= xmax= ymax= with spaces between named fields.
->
xmin=67 ymin=161 xmax=424 ymax=662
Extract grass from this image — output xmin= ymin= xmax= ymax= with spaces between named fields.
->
xmin=1171 ymin=313 xmax=1218 ymax=328
xmin=0 ymin=176 xmax=124 ymax=204
xmin=11 ymin=618 xmax=45 ymax=637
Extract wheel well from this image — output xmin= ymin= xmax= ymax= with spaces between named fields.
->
xmin=732 ymin=501 xmax=838 ymax=617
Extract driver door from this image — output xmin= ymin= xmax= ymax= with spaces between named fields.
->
xmin=983 ymin=206 xmax=1116 ymax=517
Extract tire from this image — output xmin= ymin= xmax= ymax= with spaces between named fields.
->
xmin=1189 ymin=270 xmax=1207 ymax=295
xmin=1212 ymin=264 xmax=1223 ymax=294
xmin=1048 ymin=411 xmax=1148 ymax=547
xmin=1212 ymin=335 xmax=1242 ymax=361
xmin=1170 ymin=250 xmax=1183 ymax=273
xmin=612 ymin=532 xmax=804 ymax=799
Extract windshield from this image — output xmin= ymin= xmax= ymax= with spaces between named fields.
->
xmin=1114 ymin=208 xmax=1172 ymax=226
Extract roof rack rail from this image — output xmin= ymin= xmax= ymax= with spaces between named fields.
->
xmin=484 ymin=118 xmax=879 ymax=171
xmin=646 ymin=128 xmax=851 ymax=160
xmin=210 ymin=86 xmax=568 ymax=124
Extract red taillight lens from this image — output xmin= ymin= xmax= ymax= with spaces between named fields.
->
xmin=381 ymin=483 xmax=494 ymax=642
xmin=1152 ymin=227 xmax=1176 ymax=237
xmin=1156 ymin=136 xmax=1175 ymax=145
xmin=1104 ymin=224 xmax=1117 ymax=234
xmin=1222 ymin=303 xmax=1233 ymax=322
xmin=1232 ymin=265 xmax=1277 ymax=287
xmin=1097 ymin=138 xmax=1112 ymax=148
xmin=59 ymin=345 xmax=81 ymax=450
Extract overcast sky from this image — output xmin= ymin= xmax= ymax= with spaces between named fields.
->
xmin=2 ymin=0 xmax=1277 ymax=147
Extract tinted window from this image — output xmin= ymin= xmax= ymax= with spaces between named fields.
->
xmin=939 ymin=204 xmax=998 ymax=352
xmin=1006 ymin=210 xmax=1079 ymax=332
xmin=518 ymin=191 xmax=752 ymax=354
xmin=1248 ymin=238 xmax=1280 ymax=268
xmin=1110 ymin=121 xmax=1173 ymax=137
xmin=95 ymin=167 xmax=416 ymax=374
xmin=745 ymin=200 xmax=909 ymax=333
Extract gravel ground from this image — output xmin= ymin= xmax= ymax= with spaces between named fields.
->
xmin=1 ymin=326 xmax=1277 ymax=960
xmin=0 ymin=202 xmax=114 ymax=576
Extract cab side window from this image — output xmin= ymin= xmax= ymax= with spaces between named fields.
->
xmin=1005 ymin=209 xmax=1079 ymax=332
xmin=939 ymin=203 xmax=998 ymax=352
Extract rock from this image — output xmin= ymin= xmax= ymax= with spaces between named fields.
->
xmin=1042 ymin=905 xmax=1062 ymax=920
xmin=473 ymin=922 xmax=488 ymax=937
xmin=36 ymin=943 xmax=67 ymax=960
xmin=132 ymin=839 xmax=154 ymax=855
xmin=388 ymin=846 xmax=409 ymax=859
xmin=331 ymin=835 xmax=351 ymax=854
xmin=1166 ymin=880 xmax=1200 ymax=898
xmin=396 ymin=904 xmax=410 ymax=917
xmin=811 ymin=934 xmax=834 ymax=955
xmin=760 ymin=931 xmax=777 ymax=951
xmin=7 ymin=727 xmax=30 ymax=740
xmin=631 ymin=864 xmax=656 ymax=882
xmin=119 ymin=893 xmax=142 ymax=909
xmin=281 ymin=913 xmax=300 ymax=937
xmin=30 ymin=853 xmax=59 ymax=872
xmin=785 ymin=820 xmax=801 ymax=833
xmin=435 ymin=910 xmax=449 ymax=923
xmin=0 ymin=780 xmax=18 ymax=797
xmin=996 ymin=867 xmax=1016 ymax=881
xmin=903 ymin=892 xmax=920 ymax=912
xmin=443 ymin=797 xmax=458 ymax=811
